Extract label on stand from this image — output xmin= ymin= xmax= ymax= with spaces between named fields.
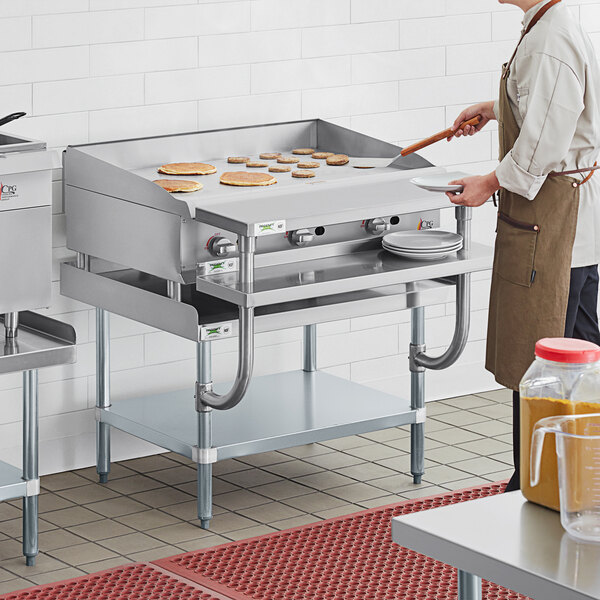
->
xmin=253 ymin=220 xmax=286 ymax=237
xmin=200 ymin=322 xmax=233 ymax=341
xmin=197 ymin=257 xmax=238 ymax=276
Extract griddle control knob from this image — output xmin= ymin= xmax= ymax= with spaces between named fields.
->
xmin=209 ymin=236 xmax=236 ymax=257
xmin=365 ymin=218 xmax=390 ymax=235
xmin=290 ymin=229 xmax=314 ymax=247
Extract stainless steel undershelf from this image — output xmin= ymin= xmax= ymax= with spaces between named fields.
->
xmin=99 ymin=371 xmax=417 ymax=462
xmin=197 ymin=244 xmax=493 ymax=308
xmin=61 ymin=261 xmax=456 ymax=341
xmin=0 ymin=312 xmax=76 ymax=375
xmin=0 ymin=461 xmax=29 ymax=502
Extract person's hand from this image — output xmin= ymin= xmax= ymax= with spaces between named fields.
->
xmin=446 ymin=101 xmax=496 ymax=141
xmin=445 ymin=172 xmax=500 ymax=207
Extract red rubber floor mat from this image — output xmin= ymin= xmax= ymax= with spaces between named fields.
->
xmin=0 ymin=562 xmax=231 ymax=600
xmin=155 ymin=481 xmax=531 ymax=600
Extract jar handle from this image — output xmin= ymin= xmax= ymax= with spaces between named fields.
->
xmin=530 ymin=415 xmax=568 ymax=488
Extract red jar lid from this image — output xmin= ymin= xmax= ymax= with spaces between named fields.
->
xmin=535 ymin=338 xmax=600 ymax=363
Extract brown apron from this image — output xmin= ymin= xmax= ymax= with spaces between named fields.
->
xmin=486 ymin=0 xmax=592 ymax=390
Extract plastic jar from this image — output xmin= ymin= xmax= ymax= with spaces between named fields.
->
xmin=519 ymin=337 xmax=600 ymax=511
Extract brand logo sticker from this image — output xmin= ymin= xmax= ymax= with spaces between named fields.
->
xmin=0 ymin=182 xmax=17 ymax=201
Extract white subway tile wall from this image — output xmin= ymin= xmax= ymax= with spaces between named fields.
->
xmin=0 ymin=0 xmax=598 ymax=474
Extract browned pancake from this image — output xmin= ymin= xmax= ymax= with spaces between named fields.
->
xmin=297 ymin=161 xmax=320 ymax=169
xmin=259 ymin=152 xmax=282 ymax=160
xmin=326 ymin=154 xmax=349 ymax=166
xmin=292 ymin=148 xmax=315 ymax=155
xmin=292 ymin=169 xmax=316 ymax=178
xmin=246 ymin=161 xmax=268 ymax=168
xmin=154 ymin=179 xmax=203 ymax=193
xmin=220 ymin=172 xmax=277 ymax=187
xmin=228 ymin=156 xmax=250 ymax=164
xmin=269 ymin=165 xmax=291 ymax=173
xmin=312 ymin=151 xmax=334 ymax=159
xmin=277 ymin=156 xmax=300 ymax=164
xmin=158 ymin=162 xmax=216 ymax=175
xmin=353 ymin=165 xmax=375 ymax=169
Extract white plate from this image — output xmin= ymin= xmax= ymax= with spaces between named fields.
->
xmin=382 ymin=245 xmax=462 ymax=255
xmin=410 ymin=171 xmax=470 ymax=193
xmin=384 ymin=247 xmax=452 ymax=261
xmin=382 ymin=239 xmax=462 ymax=251
xmin=383 ymin=230 xmax=463 ymax=251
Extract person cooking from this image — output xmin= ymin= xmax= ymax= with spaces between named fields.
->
xmin=446 ymin=0 xmax=600 ymax=492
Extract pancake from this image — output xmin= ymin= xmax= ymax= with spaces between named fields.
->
xmin=277 ymin=156 xmax=300 ymax=164
xmin=292 ymin=148 xmax=315 ymax=155
xmin=353 ymin=165 xmax=375 ymax=169
xmin=246 ymin=161 xmax=268 ymax=168
xmin=269 ymin=165 xmax=292 ymax=173
xmin=153 ymin=179 xmax=203 ymax=193
xmin=312 ymin=151 xmax=334 ymax=159
xmin=228 ymin=156 xmax=250 ymax=164
xmin=158 ymin=162 xmax=216 ymax=175
xmin=292 ymin=169 xmax=316 ymax=178
xmin=220 ymin=171 xmax=277 ymax=187
xmin=297 ymin=161 xmax=320 ymax=169
xmin=326 ymin=154 xmax=349 ymax=166
xmin=259 ymin=152 xmax=282 ymax=160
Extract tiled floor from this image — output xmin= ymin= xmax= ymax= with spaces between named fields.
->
xmin=0 ymin=388 xmax=514 ymax=594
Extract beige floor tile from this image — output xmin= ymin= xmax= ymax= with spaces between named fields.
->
xmin=49 ymin=542 xmax=118 ymax=566
xmin=375 ymin=455 xmax=436 ymax=473
xmin=464 ymin=420 xmax=512 ymax=437
xmin=263 ymin=460 xmax=323 ymax=479
xmin=475 ymin=388 xmax=512 ymax=403
xmin=490 ymin=451 xmax=514 ymax=465
xmin=494 ymin=433 xmax=513 ymax=444
xmin=421 ymin=464 xmax=473 ymax=485
xmin=470 ymin=403 xmax=513 ymax=419
xmin=369 ymin=474 xmax=425 ymax=494
xmin=147 ymin=465 xmax=197 ymax=486
xmin=177 ymin=535 xmax=230 ymax=552
xmin=270 ymin=514 xmax=322 ymax=530
xmin=335 ymin=463 xmax=397 ymax=482
xmin=0 ymin=504 xmax=21 ymax=522
xmin=483 ymin=469 xmax=513 ymax=482
xmin=383 ymin=436 xmax=443 ymax=452
xmin=433 ymin=411 xmax=490 ymax=427
xmin=357 ymin=495 xmax=403 ymax=509
xmin=211 ymin=479 xmax=239 ymax=495
xmin=0 ymin=578 xmax=31 ymax=594
xmin=237 ymin=451 xmax=293 ymax=468
xmin=147 ymin=522 xmax=212 ymax=545
xmin=29 ymin=567 xmax=85 ymax=585
xmin=204 ymin=512 xmax=258 ymax=535
xmin=41 ymin=472 xmax=90 ymax=492
xmin=279 ymin=444 xmax=333 ymax=459
xmin=85 ymin=497 xmax=148 ymax=519
xmin=225 ymin=525 xmax=277 ymax=541
xmin=78 ymin=557 xmax=131 ymax=574
xmin=57 ymin=483 xmax=120 ymax=505
xmin=440 ymin=476 xmax=490 ymax=491
xmin=251 ymin=480 xmax=312 ymax=501
xmin=69 ymin=519 xmax=136 ymax=542
xmin=425 ymin=446 xmax=479 ymax=465
xmin=453 ymin=456 xmax=510 ymax=477
xmin=460 ymin=438 xmax=512 ymax=456
xmin=401 ymin=485 xmax=448 ymax=499
xmin=98 ymin=531 xmax=164 ymax=555
xmin=126 ymin=545 xmax=181 ymax=562
xmin=104 ymin=474 xmax=165 ymax=495
xmin=424 ymin=419 xmax=452 ymax=433
xmin=441 ymin=395 xmax=493 ymax=410
xmin=303 ymin=453 xmax=364 ymax=470
xmin=43 ymin=506 xmax=102 ymax=528
xmin=220 ymin=469 xmax=281 ymax=489
xmin=293 ymin=471 xmax=355 ymax=490
xmin=163 ymin=452 xmax=191 ymax=465
xmin=320 ymin=435 xmax=374 ymax=451
xmin=75 ymin=463 xmax=134 ymax=482
xmin=115 ymin=509 xmax=180 ymax=531
xmin=283 ymin=492 xmax=347 ymax=513
xmin=360 ymin=429 xmax=408 ymax=443
xmin=327 ymin=482 xmax=389 ymax=503
xmin=424 ymin=401 xmax=459 ymax=416
xmin=345 ymin=444 xmax=399 ymax=462
xmin=239 ymin=502 xmax=303 ymax=524
xmin=213 ymin=489 xmax=270 ymax=511
xmin=129 ymin=486 xmax=193 ymax=508
xmin=426 ymin=428 xmax=484 ymax=445
xmin=1 ymin=554 xmax=68 ymax=578
xmin=38 ymin=529 xmax=87 ymax=551
xmin=160 ymin=500 xmax=200 ymax=521
xmin=212 ymin=459 xmax=252 ymax=476
xmin=120 ymin=454 xmax=179 ymax=473
xmin=38 ymin=493 xmax=75 ymax=513
xmin=0 ymin=567 xmax=15 ymax=583
xmin=312 ymin=504 xmax=361 ymax=520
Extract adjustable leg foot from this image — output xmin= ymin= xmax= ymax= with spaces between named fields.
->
xmin=25 ymin=556 xmax=35 ymax=567
xmin=413 ymin=474 xmax=422 ymax=485
xmin=98 ymin=473 xmax=109 ymax=484
xmin=200 ymin=518 xmax=211 ymax=530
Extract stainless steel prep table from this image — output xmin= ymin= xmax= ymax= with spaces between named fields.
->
xmin=392 ymin=491 xmax=600 ymax=600
xmin=61 ymin=119 xmax=493 ymax=529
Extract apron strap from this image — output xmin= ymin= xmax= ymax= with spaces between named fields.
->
xmin=549 ymin=162 xmax=598 ymax=187
xmin=503 ymin=0 xmax=562 ymax=79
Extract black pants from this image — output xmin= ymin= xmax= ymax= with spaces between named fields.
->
xmin=505 ymin=265 xmax=600 ymax=492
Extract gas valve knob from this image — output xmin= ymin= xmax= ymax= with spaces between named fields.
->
xmin=208 ymin=236 xmax=236 ymax=257
xmin=365 ymin=218 xmax=390 ymax=235
xmin=290 ymin=229 xmax=314 ymax=247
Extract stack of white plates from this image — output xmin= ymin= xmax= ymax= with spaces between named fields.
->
xmin=382 ymin=230 xmax=463 ymax=261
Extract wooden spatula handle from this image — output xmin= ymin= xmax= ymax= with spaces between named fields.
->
xmin=400 ymin=115 xmax=482 ymax=157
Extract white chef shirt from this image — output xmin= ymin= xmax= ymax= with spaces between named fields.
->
xmin=494 ymin=0 xmax=600 ymax=268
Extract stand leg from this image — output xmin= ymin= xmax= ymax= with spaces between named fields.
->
xmin=458 ymin=570 xmax=482 ymax=600
xmin=197 ymin=341 xmax=213 ymax=529
xmin=96 ymin=308 xmax=111 ymax=484
xmin=410 ymin=307 xmax=425 ymax=485
xmin=23 ymin=369 xmax=38 ymax=566
xmin=303 ymin=324 xmax=317 ymax=372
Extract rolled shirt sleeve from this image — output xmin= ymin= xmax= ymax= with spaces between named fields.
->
xmin=496 ymin=53 xmax=584 ymax=200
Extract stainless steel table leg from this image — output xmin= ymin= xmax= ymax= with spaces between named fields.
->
xmin=458 ymin=569 xmax=482 ymax=600
xmin=303 ymin=324 xmax=317 ymax=372
xmin=23 ymin=369 xmax=38 ymax=566
xmin=197 ymin=340 xmax=213 ymax=529
xmin=410 ymin=306 xmax=425 ymax=485
xmin=96 ymin=308 xmax=111 ymax=484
